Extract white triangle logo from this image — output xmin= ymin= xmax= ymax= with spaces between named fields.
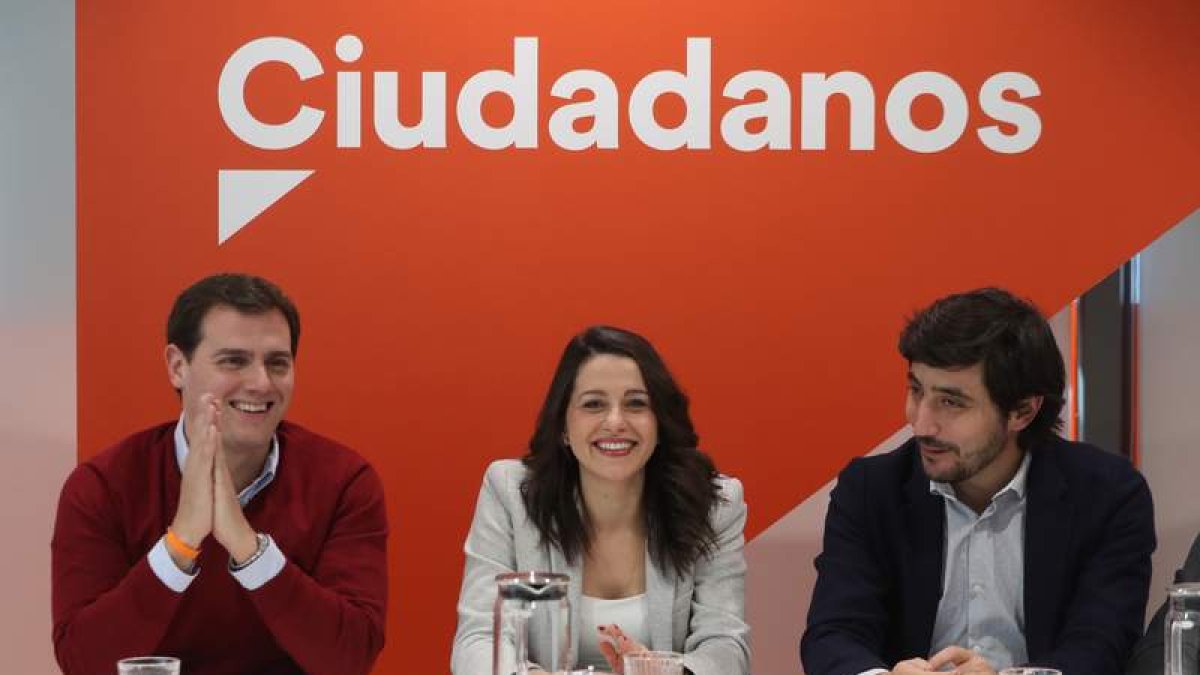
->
xmin=218 ymin=169 xmax=314 ymax=245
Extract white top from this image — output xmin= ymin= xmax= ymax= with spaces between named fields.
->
xmin=576 ymin=593 xmax=651 ymax=669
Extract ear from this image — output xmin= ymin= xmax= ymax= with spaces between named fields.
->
xmin=1007 ymin=395 xmax=1043 ymax=433
xmin=165 ymin=344 xmax=188 ymax=390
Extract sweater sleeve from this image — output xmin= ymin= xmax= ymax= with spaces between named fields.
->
xmin=52 ymin=464 xmax=187 ymax=675
xmin=244 ymin=462 xmax=389 ymax=675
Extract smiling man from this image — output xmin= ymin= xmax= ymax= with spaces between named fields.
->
xmin=51 ymin=273 xmax=388 ymax=675
xmin=801 ymin=287 xmax=1155 ymax=675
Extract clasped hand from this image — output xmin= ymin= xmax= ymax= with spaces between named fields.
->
xmin=893 ymin=646 xmax=999 ymax=675
xmin=168 ymin=394 xmax=259 ymax=570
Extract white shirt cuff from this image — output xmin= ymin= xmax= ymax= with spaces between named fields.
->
xmin=229 ymin=535 xmax=286 ymax=590
xmin=147 ymin=537 xmax=197 ymax=593
xmin=858 ymin=670 xmax=889 ymax=675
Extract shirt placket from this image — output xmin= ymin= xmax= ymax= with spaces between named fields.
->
xmin=966 ymin=503 xmax=997 ymax=657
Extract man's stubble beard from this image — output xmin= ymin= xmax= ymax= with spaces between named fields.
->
xmin=922 ymin=422 xmax=1009 ymax=485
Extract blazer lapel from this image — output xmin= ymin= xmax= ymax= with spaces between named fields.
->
xmin=645 ymin=546 xmax=674 ymax=651
xmin=903 ymin=448 xmax=947 ymax=656
xmin=1023 ymin=446 xmax=1071 ymax=661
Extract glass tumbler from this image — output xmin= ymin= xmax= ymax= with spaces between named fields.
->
xmin=1167 ymin=582 xmax=1200 ymax=675
xmin=623 ymin=651 xmax=685 ymax=675
xmin=117 ymin=656 xmax=180 ymax=675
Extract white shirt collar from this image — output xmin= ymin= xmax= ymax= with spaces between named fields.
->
xmin=930 ymin=448 xmax=1032 ymax=503
xmin=173 ymin=412 xmax=280 ymax=506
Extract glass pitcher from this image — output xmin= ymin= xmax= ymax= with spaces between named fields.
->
xmin=1167 ymin=582 xmax=1200 ymax=675
xmin=493 ymin=571 xmax=572 ymax=675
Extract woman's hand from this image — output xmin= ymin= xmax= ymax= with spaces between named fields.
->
xmin=597 ymin=624 xmax=647 ymax=675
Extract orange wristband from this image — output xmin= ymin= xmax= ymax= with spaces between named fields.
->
xmin=165 ymin=528 xmax=201 ymax=561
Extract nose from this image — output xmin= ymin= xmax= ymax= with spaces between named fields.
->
xmin=909 ymin=398 xmax=939 ymax=438
xmin=602 ymin=405 xmax=628 ymax=432
xmin=243 ymin=361 xmax=271 ymax=392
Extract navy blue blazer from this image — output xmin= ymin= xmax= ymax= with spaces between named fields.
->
xmin=800 ymin=436 xmax=1155 ymax=675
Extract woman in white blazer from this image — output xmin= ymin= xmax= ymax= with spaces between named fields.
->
xmin=451 ymin=326 xmax=750 ymax=675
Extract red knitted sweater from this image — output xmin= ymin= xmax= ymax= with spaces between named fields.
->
xmin=51 ymin=421 xmax=388 ymax=675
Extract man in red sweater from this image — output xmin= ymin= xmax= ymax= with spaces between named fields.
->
xmin=51 ymin=273 xmax=388 ymax=675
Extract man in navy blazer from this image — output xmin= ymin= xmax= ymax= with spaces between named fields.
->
xmin=801 ymin=288 xmax=1155 ymax=675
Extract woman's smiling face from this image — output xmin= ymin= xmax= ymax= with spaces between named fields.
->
xmin=564 ymin=354 xmax=658 ymax=487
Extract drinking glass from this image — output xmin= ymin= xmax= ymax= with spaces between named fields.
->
xmin=117 ymin=656 xmax=180 ymax=675
xmin=623 ymin=651 xmax=684 ymax=675
xmin=1167 ymin=582 xmax=1200 ymax=675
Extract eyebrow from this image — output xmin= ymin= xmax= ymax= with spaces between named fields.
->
xmin=907 ymin=372 xmax=975 ymax=402
xmin=211 ymin=348 xmax=293 ymax=360
xmin=576 ymin=389 xmax=650 ymax=397
xmin=212 ymin=348 xmax=251 ymax=358
xmin=930 ymin=385 xmax=974 ymax=402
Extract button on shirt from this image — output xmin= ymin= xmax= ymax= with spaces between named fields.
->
xmin=928 ymin=450 xmax=1031 ymax=670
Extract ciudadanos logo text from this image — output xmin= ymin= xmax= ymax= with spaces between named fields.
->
xmin=216 ymin=35 xmax=1041 ymax=242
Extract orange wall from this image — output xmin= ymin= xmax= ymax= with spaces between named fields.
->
xmin=77 ymin=2 xmax=1200 ymax=672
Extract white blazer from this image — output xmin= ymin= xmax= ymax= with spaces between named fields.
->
xmin=451 ymin=460 xmax=750 ymax=675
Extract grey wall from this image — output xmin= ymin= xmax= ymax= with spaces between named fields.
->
xmin=0 ymin=1 xmax=76 ymax=670
xmin=1137 ymin=209 xmax=1200 ymax=620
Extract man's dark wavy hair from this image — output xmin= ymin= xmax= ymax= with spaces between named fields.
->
xmin=167 ymin=273 xmax=300 ymax=359
xmin=521 ymin=325 xmax=723 ymax=578
xmin=899 ymin=287 xmax=1065 ymax=450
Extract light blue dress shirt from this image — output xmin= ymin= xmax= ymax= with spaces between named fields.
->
xmin=928 ymin=450 xmax=1031 ymax=669
xmin=858 ymin=451 xmax=1031 ymax=675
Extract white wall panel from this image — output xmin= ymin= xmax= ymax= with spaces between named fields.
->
xmin=1136 ymin=209 xmax=1200 ymax=620
xmin=0 ymin=1 xmax=76 ymax=670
